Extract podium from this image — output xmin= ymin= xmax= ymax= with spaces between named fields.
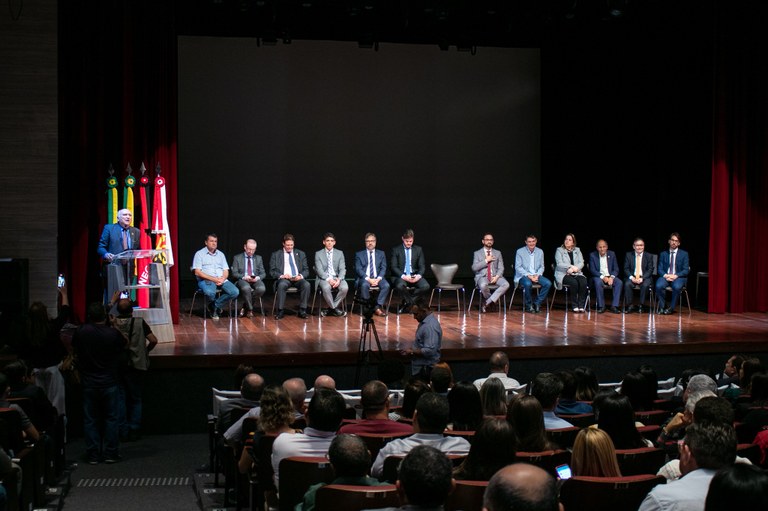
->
xmin=110 ymin=249 xmax=175 ymax=343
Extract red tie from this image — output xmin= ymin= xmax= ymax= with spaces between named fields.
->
xmin=246 ymin=256 xmax=253 ymax=276
xmin=486 ymin=250 xmax=492 ymax=280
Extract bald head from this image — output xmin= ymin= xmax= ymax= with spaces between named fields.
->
xmin=489 ymin=351 xmax=510 ymax=373
xmin=283 ymin=377 xmax=307 ymax=412
xmin=314 ymin=375 xmax=336 ymax=391
xmin=484 ymin=464 xmax=561 ymax=511
xmin=241 ymin=373 xmax=265 ymax=401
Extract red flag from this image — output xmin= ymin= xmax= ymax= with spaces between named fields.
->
xmin=137 ymin=164 xmax=152 ymax=307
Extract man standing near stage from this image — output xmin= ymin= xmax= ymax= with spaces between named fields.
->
xmin=401 ymin=297 xmax=442 ymax=379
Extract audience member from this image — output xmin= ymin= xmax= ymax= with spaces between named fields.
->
xmin=473 ymin=351 xmax=521 ymax=391
xmin=717 ymin=354 xmax=744 ymax=387
xmin=638 ymin=364 xmax=660 ymax=402
xmin=597 ymin=393 xmax=652 ymax=449
xmin=371 ymin=393 xmax=470 ymax=478
xmin=480 ymin=378 xmax=508 ymax=417
xmin=366 ymin=445 xmax=455 ymax=511
xmin=554 ymin=369 xmax=592 ymax=415
xmin=312 ymin=375 xmax=336 ymax=391
xmin=571 ymin=428 xmax=622 ymax=477
xmin=507 ymin=395 xmax=556 ymax=452
xmin=530 ymin=373 xmax=573 ymax=429
xmin=573 ymin=366 xmax=599 ymax=401
xmin=658 ymin=375 xmax=717 ymax=444
xmin=283 ymin=377 xmax=308 ymax=423
xmin=704 ymin=464 xmax=768 ymax=511
xmin=218 ymin=373 xmax=265 ymax=432
xmin=297 ymin=434 xmax=387 ymax=511
xmin=111 ymin=298 xmax=158 ymax=442
xmin=735 ymin=372 xmax=768 ymax=441
xmin=0 ymin=372 xmax=40 ymax=442
xmin=639 ymin=422 xmax=736 ymax=511
xmin=3 ymin=360 xmax=57 ymax=433
xmin=453 ymin=418 xmax=516 ymax=481
xmin=71 ymin=302 xmax=126 ymax=464
xmin=389 ymin=378 xmax=431 ymax=422
xmin=483 ymin=464 xmax=563 ymax=511
xmin=739 ymin=358 xmax=765 ymax=396
xmin=271 ymin=388 xmax=346 ymax=487
xmin=429 ymin=362 xmax=453 ymax=395
xmin=621 ymin=370 xmax=655 ymax=412
xmin=447 ymin=381 xmax=484 ymax=431
xmin=233 ymin=364 xmax=255 ymax=389
xmin=338 ymin=380 xmax=413 ymax=435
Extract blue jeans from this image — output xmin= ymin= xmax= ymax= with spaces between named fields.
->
xmin=83 ymin=384 xmax=120 ymax=461
xmin=198 ymin=279 xmax=239 ymax=310
xmin=118 ymin=369 xmax=144 ymax=436
xmin=519 ymin=275 xmax=552 ymax=307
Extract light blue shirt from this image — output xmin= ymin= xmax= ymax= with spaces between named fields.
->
xmin=192 ymin=247 xmax=229 ymax=279
xmin=514 ymin=246 xmax=545 ymax=284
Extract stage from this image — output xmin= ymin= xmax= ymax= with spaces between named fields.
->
xmin=151 ymin=299 xmax=768 ymax=370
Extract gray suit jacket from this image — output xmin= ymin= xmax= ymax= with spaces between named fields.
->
xmin=314 ymin=249 xmax=346 ymax=282
xmin=230 ymin=252 xmax=266 ymax=281
xmin=554 ymin=246 xmax=585 ymax=290
xmin=471 ymin=248 xmax=505 ymax=284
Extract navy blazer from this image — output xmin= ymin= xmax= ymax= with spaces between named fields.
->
xmin=355 ymin=249 xmax=387 ymax=279
xmin=623 ymin=251 xmax=655 ymax=280
xmin=588 ymin=250 xmax=620 ymax=278
xmin=657 ymin=249 xmax=690 ymax=278
xmin=97 ymin=223 xmax=140 ymax=259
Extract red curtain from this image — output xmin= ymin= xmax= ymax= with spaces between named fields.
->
xmin=709 ymin=1 xmax=768 ymax=313
xmin=59 ymin=1 xmax=179 ymax=322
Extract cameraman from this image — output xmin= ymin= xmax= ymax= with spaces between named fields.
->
xmin=401 ymin=297 xmax=442 ymax=380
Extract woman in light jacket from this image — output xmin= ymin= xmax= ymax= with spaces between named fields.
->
xmin=554 ymin=233 xmax=588 ymax=312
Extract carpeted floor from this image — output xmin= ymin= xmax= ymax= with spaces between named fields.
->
xmin=62 ymin=433 xmax=208 ymax=511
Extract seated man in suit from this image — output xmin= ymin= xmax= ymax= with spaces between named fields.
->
xmin=471 ymin=232 xmax=511 ymax=312
xmin=269 ymin=233 xmax=311 ymax=320
xmin=588 ymin=239 xmax=623 ymax=314
xmin=354 ymin=232 xmax=389 ymax=317
xmin=97 ymin=208 xmax=141 ymax=303
xmin=390 ymin=229 xmax=431 ymax=314
xmin=192 ymin=233 xmax=239 ymax=319
xmin=623 ymin=237 xmax=654 ymax=313
xmin=655 ymin=232 xmax=690 ymax=315
xmin=230 ymin=239 xmax=266 ymax=318
xmin=314 ymin=232 xmax=348 ymax=317
xmin=514 ymin=234 xmax=552 ymax=313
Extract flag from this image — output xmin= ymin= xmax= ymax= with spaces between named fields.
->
xmin=106 ymin=164 xmax=118 ymax=224
xmin=136 ymin=163 xmax=152 ymax=308
xmin=152 ymin=164 xmax=174 ymax=268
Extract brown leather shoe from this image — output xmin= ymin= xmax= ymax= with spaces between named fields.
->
xmin=374 ymin=307 xmax=387 ymax=317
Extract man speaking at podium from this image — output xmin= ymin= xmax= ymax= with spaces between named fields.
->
xmin=97 ymin=209 xmax=141 ymax=304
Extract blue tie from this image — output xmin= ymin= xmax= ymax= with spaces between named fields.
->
xmin=368 ymin=251 xmax=375 ymax=278
xmin=289 ymin=253 xmax=297 ymax=277
xmin=405 ymin=248 xmax=411 ymax=275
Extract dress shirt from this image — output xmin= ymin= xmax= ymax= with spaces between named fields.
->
xmin=599 ymin=254 xmax=610 ymax=277
xmin=283 ymin=250 xmax=297 ymax=276
xmin=371 ymin=433 xmax=471 ymax=478
xmin=473 ymin=373 xmax=521 ymax=391
xmin=542 ymin=410 xmax=574 ymax=430
xmin=638 ymin=468 xmax=717 ymax=511
xmin=223 ymin=405 xmax=261 ymax=444
xmin=412 ymin=314 xmax=442 ymax=374
xmin=192 ymin=247 xmax=229 ymax=278
xmin=325 ymin=250 xmax=336 ymax=279
xmin=271 ymin=427 xmax=336 ymax=487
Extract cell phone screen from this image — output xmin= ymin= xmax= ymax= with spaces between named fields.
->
xmin=556 ymin=464 xmax=572 ymax=480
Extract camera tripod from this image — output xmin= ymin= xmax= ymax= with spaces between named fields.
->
xmin=355 ymin=315 xmax=383 ymax=387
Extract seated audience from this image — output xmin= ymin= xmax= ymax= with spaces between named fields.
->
xmin=429 ymin=363 xmax=453 ymax=395
xmin=571 ymin=428 xmax=622 ymax=477
xmin=737 ymin=372 xmax=768 ymax=441
xmin=704 ymin=464 xmax=768 ymax=511
xmin=480 ymin=378 xmax=508 ymax=417
xmin=283 ymin=377 xmax=308 ymax=424
xmin=483 ymin=463 xmax=563 ymax=511
xmin=639 ymin=422 xmax=736 ymax=511
xmin=658 ymin=374 xmax=717 ymax=444
xmin=3 ymin=360 xmax=57 ymax=432
xmin=739 ymin=358 xmax=765 ymax=397
xmin=447 ymin=381 xmax=484 ymax=431
xmin=338 ymin=380 xmax=413 ymax=435
xmin=389 ymin=378 xmax=430 ymax=422
xmin=0 ymin=373 xmax=40 ymax=442
xmin=473 ymin=351 xmax=521 ymax=391
xmin=638 ymin=364 xmax=660 ymax=402
xmin=371 ymin=393 xmax=470 ymax=479
xmin=508 ymin=395 xmax=556 ymax=452
xmin=271 ymin=388 xmax=346 ymax=487
xmin=716 ymin=354 xmax=744 ymax=387
xmin=367 ymin=445 xmax=455 ymax=511
xmin=620 ymin=370 xmax=655 ymax=412
xmin=596 ymin=393 xmax=652 ymax=449
xmin=218 ymin=373 xmax=264 ymax=432
xmin=657 ymin=390 xmax=715 ymax=447
xmin=555 ymin=369 xmax=592 ymax=415
xmin=296 ymin=434 xmax=388 ymax=511
xmin=530 ymin=372 xmax=573 ymax=429
xmin=453 ymin=418 xmax=516 ymax=481
xmin=573 ymin=366 xmax=599 ymax=402
xmin=311 ymin=374 xmax=336 ymax=391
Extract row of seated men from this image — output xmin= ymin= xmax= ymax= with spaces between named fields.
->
xmin=0 ymin=361 xmax=63 ymax=511
xmin=192 ymin=230 xmax=690 ymax=320
xmin=211 ymin=353 xmax=765 ymax=511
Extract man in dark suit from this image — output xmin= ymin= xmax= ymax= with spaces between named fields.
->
xmin=230 ymin=239 xmax=266 ymax=318
xmin=269 ymin=233 xmax=311 ymax=320
xmin=588 ymin=239 xmax=623 ymax=314
xmin=390 ymin=229 xmax=431 ymax=314
xmin=623 ymin=237 xmax=655 ymax=313
xmin=354 ymin=232 xmax=389 ymax=316
xmin=655 ymin=232 xmax=690 ymax=315
xmin=97 ymin=209 xmax=141 ymax=302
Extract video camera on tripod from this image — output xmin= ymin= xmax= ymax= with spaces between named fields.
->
xmin=353 ymin=295 xmax=378 ymax=320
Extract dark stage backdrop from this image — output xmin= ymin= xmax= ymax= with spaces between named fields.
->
xmin=177 ymin=38 xmax=540 ymax=283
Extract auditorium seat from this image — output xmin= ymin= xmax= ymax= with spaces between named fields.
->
xmin=315 ymin=484 xmax=399 ymax=511
xmin=278 ymin=456 xmax=334 ymax=511
xmin=556 ymin=413 xmax=595 ymax=428
xmin=515 ymin=450 xmax=571 ymax=477
xmin=353 ymin=433 xmax=410 ymax=464
xmin=545 ymin=426 xmax=580 ymax=449
xmin=445 ymin=480 xmax=488 ymax=511
xmin=635 ymin=410 xmax=671 ymax=426
xmin=615 ymin=447 xmax=666 ymax=476
xmin=559 ymin=474 xmax=666 ymax=511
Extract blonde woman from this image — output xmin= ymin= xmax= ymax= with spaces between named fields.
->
xmin=571 ymin=428 xmax=622 ymax=478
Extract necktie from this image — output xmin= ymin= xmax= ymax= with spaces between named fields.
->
xmin=369 ymin=251 xmax=375 ymax=278
xmin=327 ymin=250 xmax=335 ymax=278
xmin=122 ymin=229 xmax=129 ymax=250
xmin=246 ymin=256 xmax=253 ymax=276
xmin=635 ymin=253 xmax=642 ymax=278
xmin=669 ymin=251 xmax=676 ymax=275
xmin=288 ymin=252 xmax=297 ymax=277
xmin=405 ymin=248 xmax=411 ymax=276
xmin=486 ymin=250 xmax=492 ymax=280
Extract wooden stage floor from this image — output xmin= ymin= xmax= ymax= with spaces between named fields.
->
xmin=152 ymin=300 xmax=768 ymax=369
